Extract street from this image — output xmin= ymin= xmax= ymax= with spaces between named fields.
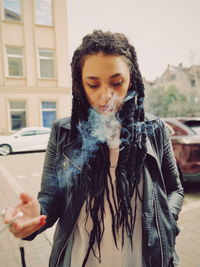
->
xmin=0 ymin=152 xmax=200 ymax=266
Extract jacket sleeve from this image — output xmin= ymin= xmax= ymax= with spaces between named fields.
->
xmin=37 ymin=120 xmax=63 ymax=228
xmin=160 ymin=120 xmax=184 ymax=220
xmin=24 ymin=121 xmax=62 ymax=241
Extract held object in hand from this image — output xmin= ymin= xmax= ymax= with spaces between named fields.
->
xmin=0 ymin=211 xmax=24 ymax=234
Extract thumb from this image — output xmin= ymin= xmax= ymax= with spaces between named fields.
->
xmin=19 ymin=192 xmax=33 ymax=204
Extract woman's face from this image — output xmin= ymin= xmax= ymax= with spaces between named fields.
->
xmin=81 ymin=52 xmax=130 ymax=114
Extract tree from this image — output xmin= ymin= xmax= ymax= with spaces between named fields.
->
xmin=145 ymin=85 xmax=191 ymax=117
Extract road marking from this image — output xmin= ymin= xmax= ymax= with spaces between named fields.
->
xmin=32 ymin=173 xmax=41 ymax=177
xmin=17 ymin=175 xmax=27 ymax=179
xmin=16 ymin=173 xmax=41 ymax=179
xmin=0 ymin=162 xmax=23 ymax=195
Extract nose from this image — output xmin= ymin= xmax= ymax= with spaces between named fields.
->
xmin=99 ymin=86 xmax=114 ymax=102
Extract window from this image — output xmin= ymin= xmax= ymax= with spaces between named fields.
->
xmin=35 ymin=129 xmax=50 ymax=135
xmin=38 ymin=49 xmax=55 ymax=78
xmin=184 ymin=120 xmax=200 ymax=135
xmin=9 ymin=101 xmax=26 ymax=130
xmin=35 ymin=0 xmax=52 ymax=26
xmin=4 ymin=0 xmax=21 ymax=22
xmin=166 ymin=122 xmax=187 ymax=136
xmin=6 ymin=46 xmax=23 ymax=77
xmin=170 ymin=74 xmax=176 ymax=80
xmin=41 ymin=101 xmax=56 ymax=127
xmin=191 ymin=79 xmax=196 ymax=87
xmin=20 ymin=130 xmax=35 ymax=136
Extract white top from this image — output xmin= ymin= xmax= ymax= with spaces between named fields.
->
xmin=70 ymin=146 xmax=146 ymax=267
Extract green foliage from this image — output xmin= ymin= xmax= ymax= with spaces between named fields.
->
xmin=145 ymin=84 xmax=200 ymax=117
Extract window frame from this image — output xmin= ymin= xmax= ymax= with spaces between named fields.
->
xmin=34 ymin=0 xmax=53 ymax=26
xmin=6 ymin=46 xmax=25 ymax=78
xmin=3 ymin=0 xmax=22 ymax=22
xmin=40 ymin=100 xmax=57 ymax=128
xmin=8 ymin=100 xmax=27 ymax=131
xmin=37 ymin=48 xmax=56 ymax=79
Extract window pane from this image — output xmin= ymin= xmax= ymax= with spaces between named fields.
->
xmin=10 ymin=101 xmax=25 ymax=109
xmin=8 ymin=57 xmax=23 ymax=76
xmin=42 ymin=111 xmax=56 ymax=128
xmin=11 ymin=111 xmax=26 ymax=130
xmin=42 ymin=102 xmax=56 ymax=109
xmin=40 ymin=59 xmax=54 ymax=78
xmin=191 ymin=127 xmax=200 ymax=135
xmin=21 ymin=130 xmax=35 ymax=136
xmin=36 ymin=0 xmax=52 ymax=26
xmin=7 ymin=47 xmax=22 ymax=55
xmin=36 ymin=129 xmax=50 ymax=135
xmin=39 ymin=49 xmax=53 ymax=58
xmin=4 ymin=0 xmax=21 ymax=21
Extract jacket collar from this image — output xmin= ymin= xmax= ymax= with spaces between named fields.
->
xmin=60 ymin=113 xmax=158 ymax=129
xmin=61 ymin=113 xmax=160 ymax=169
xmin=62 ymin=134 xmax=159 ymax=170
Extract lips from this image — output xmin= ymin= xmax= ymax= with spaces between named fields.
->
xmin=99 ymin=105 xmax=114 ymax=113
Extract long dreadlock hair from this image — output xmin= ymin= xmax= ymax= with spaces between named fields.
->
xmin=69 ymin=30 xmax=147 ymax=266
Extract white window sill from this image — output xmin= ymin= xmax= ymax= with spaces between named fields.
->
xmin=2 ymin=20 xmax=23 ymax=25
xmin=6 ymin=76 xmax=26 ymax=80
xmin=38 ymin=77 xmax=57 ymax=81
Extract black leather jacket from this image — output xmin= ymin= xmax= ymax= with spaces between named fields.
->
xmin=26 ymin=113 xmax=184 ymax=267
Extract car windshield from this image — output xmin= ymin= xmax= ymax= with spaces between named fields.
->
xmin=183 ymin=120 xmax=200 ymax=135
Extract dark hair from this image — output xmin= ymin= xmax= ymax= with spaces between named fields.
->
xmin=70 ymin=30 xmax=147 ymax=266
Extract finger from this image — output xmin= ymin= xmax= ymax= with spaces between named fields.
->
xmin=9 ymin=215 xmax=46 ymax=234
xmin=20 ymin=215 xmax=47 ymax=229
xmin=3 ymin=197 xmax=26 ymax=223
xmin=19 ymin=192 xmax=33 ymax=204
xmin=3 ymin=207 xmax=18 ymax=224
xmin=14 ymin=219 xmax=46 ymax=239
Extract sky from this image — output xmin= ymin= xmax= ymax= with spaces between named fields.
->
xmin=67 ymin=0 xmax=200 ymax=81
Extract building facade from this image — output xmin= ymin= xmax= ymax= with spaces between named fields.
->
xmin=0 ymin=0 xmax=71 ymax=134
xmin=154 ymin=63 xmax=200 ymax=96
xmin=144 ymin=63 xmax=200 ymax=115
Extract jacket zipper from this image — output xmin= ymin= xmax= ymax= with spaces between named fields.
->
xmin=63 ymin=153 xmax=81 ymax=171
xmin=55 ymin=154 xmax=81 ymax=266
xmin=154 ymin=199 xmax=164 ymax=267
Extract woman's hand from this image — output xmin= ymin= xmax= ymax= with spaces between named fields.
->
xmin=2 ymin=192 xmax=46 ymax=239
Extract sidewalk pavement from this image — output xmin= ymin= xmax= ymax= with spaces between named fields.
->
xmin=0 ymin=168 xmax=200 ymax=267
xmin=0 ymin=169 xmax=54 ymax=267
xmin=176 ymin=201 xmax=200 ymax=267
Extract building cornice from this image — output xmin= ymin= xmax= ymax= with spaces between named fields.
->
xmin=0 ymin=87 xmax=72 ymax=94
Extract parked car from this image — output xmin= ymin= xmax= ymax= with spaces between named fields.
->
xmin=0 ymin=127 xmax=51 ymax=156
xmin=162 ymin=117 xmax=200 ymax=184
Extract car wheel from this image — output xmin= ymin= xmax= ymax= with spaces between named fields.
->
xmin=0 ymin=144 xmax=12 ymax=156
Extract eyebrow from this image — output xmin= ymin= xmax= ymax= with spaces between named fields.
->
xmin=86 ymin=73 xmax=122 ymax=80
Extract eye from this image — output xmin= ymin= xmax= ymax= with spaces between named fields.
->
xmin=87 ymin=83 xmax=99 ymax=88
xmin=111 ymin=81 xmax=123 ymax=87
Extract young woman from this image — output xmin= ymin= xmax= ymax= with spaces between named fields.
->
xmin=3 ymin=30 xmax=184 ymax=267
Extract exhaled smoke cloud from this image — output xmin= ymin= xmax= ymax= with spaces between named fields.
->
xmin=78 ymin=91 xmax=138 ymax=149
xmin=60 ymin=91 xmax=158 ymax=186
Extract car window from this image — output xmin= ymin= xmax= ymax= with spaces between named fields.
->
xmin=183 ymin=120 xmax=200 ymax=135
xmin=35 ymin=130 xmax=50 ymax=135
xmin=191 ymin=127 xmax=200 ymax=135
xmin=165 ymin=122 xmax=188 ymax=136
xmin=20 ymin=130 xmax=36 ymax=136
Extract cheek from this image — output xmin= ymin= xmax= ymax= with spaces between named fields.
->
xmin=118 ymin=84 xmax=129 ymax=98
xmin=84 ymin=90 xmax=97 ymax=106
